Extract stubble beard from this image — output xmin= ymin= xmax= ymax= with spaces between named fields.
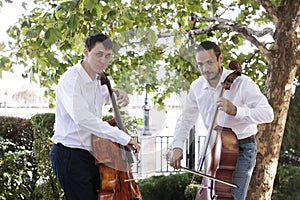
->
xmin=205 ymin=71 xmax=220 ymax=82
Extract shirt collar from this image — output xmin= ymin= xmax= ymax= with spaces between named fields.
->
xmin=75 ymin=61 xmax=97 ymax=84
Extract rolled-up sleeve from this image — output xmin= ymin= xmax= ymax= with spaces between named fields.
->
xmin=234 ymin=77 xmax=274 ymax=124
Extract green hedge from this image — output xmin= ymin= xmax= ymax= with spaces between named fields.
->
xmin=272 ymin=164 xmax=300 ymax=200
xmin=0 ymin=114 xmax=299 ymax=199
xmin=30 ymin=113 xmax=63 ymax=200
xmin=138 ymin=172 xmax=197 ymax=200
xmin=0 ymin=116 xmax=37 ymax=200
xmin=0 ymin=114 xmax=62 ymax=200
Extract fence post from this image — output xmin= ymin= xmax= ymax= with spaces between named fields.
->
xmin=186 ymin=126 xmax=195 ymax=169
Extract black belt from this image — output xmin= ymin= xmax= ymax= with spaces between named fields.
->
xmin=239 ymin=135 xmax=256 ymax=144
xmin=56 ymin=143 xmax=89 ymax=153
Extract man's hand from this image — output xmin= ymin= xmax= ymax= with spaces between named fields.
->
xmin=113 ymin=88 xmax=129 ymax=107
xmin=169 ymin=148 xmax=183 ymax=170
xmin=217 ymin=97 xmax=237 ymax=116
xmin=128 ymin=138 xmax=140 ymax=154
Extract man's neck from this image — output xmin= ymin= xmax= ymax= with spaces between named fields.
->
xmin=81 ymin=60 xmax=96 ymax=80
xmin=208 ymin=79 xmax=220 ymax=88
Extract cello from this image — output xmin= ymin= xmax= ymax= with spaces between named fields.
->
xmin=195 ymin=60 xmax=242 ymax=200
xmin=92 ymin=72 xmax=142 ymax=200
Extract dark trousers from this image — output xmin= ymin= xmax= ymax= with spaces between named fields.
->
xmin=50 ymin=143 xmax=100 ymax=200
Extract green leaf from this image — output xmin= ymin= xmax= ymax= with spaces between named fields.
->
xmin=147 ymin=29 xmax=158 ymax=46
xmin=84 ymin=0 xmax=97 ymax=12
xmin=0 ymin=42 xmax=5 ymax=50
xmin=231 ymin=35 xmax=239 ymax=44
xmin=67 ymin=14 xmax=80 ymax=30
xmin=45 ymin=28 xmax=61 ymax=46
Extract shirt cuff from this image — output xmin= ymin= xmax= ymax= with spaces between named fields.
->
xmin=117 ymin=130 xmax=131 ymax=146
xmin=235 ymin=106 xmax=248 ymax=120
xmin=172 ymin=140 xmax=185 ymax=150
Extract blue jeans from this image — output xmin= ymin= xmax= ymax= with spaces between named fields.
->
xmin=50 ymin=143 xmax=100 ymax=200
xmin=231 ymin=141 xmax=257 ymax=200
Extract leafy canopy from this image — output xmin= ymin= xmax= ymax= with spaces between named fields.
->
xmin=1 ymin=0 xmax=271 ymax=107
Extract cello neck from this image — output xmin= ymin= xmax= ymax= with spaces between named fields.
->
xmin=100 ymin=72 xmax=136 ymax=163
xmin=101 ymin=72 xmax=126 ymax=131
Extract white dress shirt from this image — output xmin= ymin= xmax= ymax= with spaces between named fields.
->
xmin=173 ymin=68 xmax=274 ymax=149
xmin=51 ymin=62 xmax=131 ymax=151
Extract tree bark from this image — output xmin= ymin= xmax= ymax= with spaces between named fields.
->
xmin=247 ymin=0 xmax=300 ymax=199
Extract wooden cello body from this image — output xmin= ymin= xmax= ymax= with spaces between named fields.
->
xmin=92 ymin=134 xmax=142 ymax=200
xmin=196 ymin=126 xmax=239 ymax=200
xmin=92 ymin=73 xmax=142 ymax=200
xmin=195 ymin=61 xmax=242 ymax=200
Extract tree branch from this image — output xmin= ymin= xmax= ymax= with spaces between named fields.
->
xmin=257 ymin=0 xmax=279 ymax=26
xmin=188 ymin=16 xmax=272 ymax=56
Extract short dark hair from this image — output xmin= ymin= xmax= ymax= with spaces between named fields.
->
xmin=84 ymin=33 xmax=113 ymax=51
xmin=196 ymin=41 xmax=221 ymax=60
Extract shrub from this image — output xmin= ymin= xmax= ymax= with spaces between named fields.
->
xmin=0 ymin=116 xmax=37 ymax=200
xmin=30 ymin=113 xmax=63 ymax=200
xmin=272 ymin=164 xmax=300 ymax=200
xmin=139 ymin=172 xmax=195 ymax=200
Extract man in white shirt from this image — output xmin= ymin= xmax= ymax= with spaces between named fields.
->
xmin=169 ymin=41 xmax=274 ymax=200
xmin=50 ymin=33 xmax=140 ymax=200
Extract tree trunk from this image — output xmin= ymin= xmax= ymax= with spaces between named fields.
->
xmin=247 ymin=58 xmax=298 ymax=200
xmin=247 ymin=0 xmax=300 ymax=198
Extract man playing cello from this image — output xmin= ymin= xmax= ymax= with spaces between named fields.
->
xmin=170 ymin=41 xmax=274 ymax=200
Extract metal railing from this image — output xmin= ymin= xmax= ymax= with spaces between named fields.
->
xmin=155 ymin=134 xmax=206 ymax=173
xmin=131 ymin=132 xmax=206 ymax=175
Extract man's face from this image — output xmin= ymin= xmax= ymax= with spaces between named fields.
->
xmin=84 ymin=42 xmax=112 ymax=75
xmin=195 ymin=49 xmax=223 ymax=83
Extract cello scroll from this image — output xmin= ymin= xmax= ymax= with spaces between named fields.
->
xmin=223 ymin=60 xmax=242 ymax=90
